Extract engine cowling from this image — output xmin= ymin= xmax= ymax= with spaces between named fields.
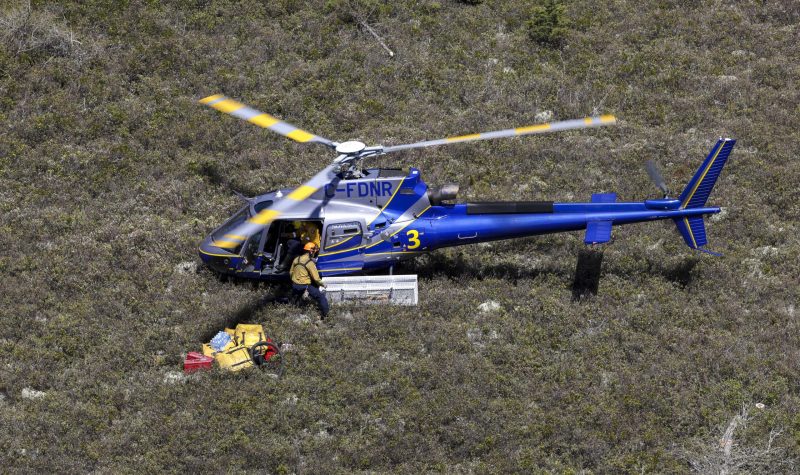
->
xmin=428 ymin=184 xmax=459 ymax=205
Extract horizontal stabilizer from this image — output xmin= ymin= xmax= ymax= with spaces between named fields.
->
xmin=585 ymin=193 xmax=616 ymax=244
xmin=585 ymin=220 xmax=613 ymax=244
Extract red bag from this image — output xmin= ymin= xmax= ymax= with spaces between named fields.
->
xmin=183 ymin=352 xmax=214 ymax=373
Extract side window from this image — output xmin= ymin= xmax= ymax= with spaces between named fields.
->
xmin=324 ymin=221 xmax=362 ymax=250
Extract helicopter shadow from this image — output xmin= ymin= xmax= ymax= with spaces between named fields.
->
xmin=572 ymin=248 xmax=603 ymax=301
xmin=399 ymin=252 xmax=562 ymax=284
xmin=401 ymin=249 xmax=609 ymax=301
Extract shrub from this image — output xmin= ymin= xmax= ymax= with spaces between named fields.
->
xmin=526 ymin=0 xmax=569 ymax=47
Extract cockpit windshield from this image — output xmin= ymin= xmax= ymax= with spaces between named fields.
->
xmin=211 ymin=207 xmax=249 ymax=251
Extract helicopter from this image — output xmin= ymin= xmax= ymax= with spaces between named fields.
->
xmin=197 ymin=94 xmax=735 ymax=280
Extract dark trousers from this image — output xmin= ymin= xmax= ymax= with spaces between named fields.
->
xmin=279 ymin=239 xmax=302 ymax=270
xmin=292 ymin=284 xmax=329 ymax=318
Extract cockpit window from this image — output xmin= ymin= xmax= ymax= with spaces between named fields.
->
xmin=211 ymin=207 xmax=249 ymax=251
xmin=254 ymin=200 xmax=274 ymax=213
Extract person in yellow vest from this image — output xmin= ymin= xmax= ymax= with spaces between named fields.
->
xmin=290 ymin=242 xmax=328 ymax=320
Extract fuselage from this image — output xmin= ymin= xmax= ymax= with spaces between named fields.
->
xmin=198 ymin=167 xmax=718 ymax=280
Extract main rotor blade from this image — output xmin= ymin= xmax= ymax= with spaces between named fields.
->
xmin=199 ymin=94 xmax=337 ymax=149
xmin=213 ymin=165 xmax=337 ymax=249
xmin=381 ymin=115 xmax=617 ymax=153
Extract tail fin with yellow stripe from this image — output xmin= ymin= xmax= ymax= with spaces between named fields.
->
xmin=679 ymin=138 xmax=736 ymax=209
xmin=672 ymin=138 xmax=735 ymax=255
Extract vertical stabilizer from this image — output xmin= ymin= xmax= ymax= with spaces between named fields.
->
xmin=671 ymin=138 xmax=735 ymax=255
xmin=679 ymin=138 xmax=736 ymax=209
xmin=674 ymin=216 xmax=707 ymax=249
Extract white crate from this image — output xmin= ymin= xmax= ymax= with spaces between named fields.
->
xmin=323 ymin=275 xmax=418 ymax=306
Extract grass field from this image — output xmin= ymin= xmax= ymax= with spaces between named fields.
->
xmin=1 ymin=0 xmax=799 ymax=472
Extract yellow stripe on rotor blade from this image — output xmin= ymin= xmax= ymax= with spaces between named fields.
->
xmin=286 ymin=129 xmax=314 ymax=142
xmin=211 ymin=99 xmax=244 ymax=114
xmin=584 ymin=117 xmax=593 ymax=125
xmin=215 ymin=240 xmax=241 ymax=249
xmin=199 ymin=94 xmax=224 ymax=104
xmin=515 ymin=123 xmax=551 ymax=134
xmin=248 ymin=209 xmax=281 ymax=225
xmin=287 ymin=185 xmax=317 ymax=201
xmin=248 ymin=113 xmax=280 ymax=128
xmin=599 ymin=114 xmax=616 ymax=123
xmin=223 ymin=234 xmax=246 ymax=241
xmin=446 ymin=133 xmax=481 ymax=142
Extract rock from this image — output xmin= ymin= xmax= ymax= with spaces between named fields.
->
xmin=478 ymin=301 xmax=501 ymax=313
xmin=647 ymin=239 xmax=664 ymax=251
xmin=530 ymin=175 xmax=548 ymax=190
xmin=21 ymin=388 xmax=46 ymax=399
xmin=338 ymin=311 xmax=354 ymax=321
xmin=174 ymin=261 xmax=197 ymax=275
xmin=754 ymin=246 xmax=779 ymax=258
xmin=468 ymin=328 xmax=498 ymax=345
xmin=710 ymin=207 xmax=728 ymax=222
xmin=467 ymin=328 xmax=483 ymax=344
xmin=280 ymin=343 xmax=294 ymax=352
xmin=743 ymin=258 xmax=764 ymax=278
xmin=293 ymin=313 xmax=311 ymax=324
xmin=535 ymin=110 xmax=553 ymax=122
xmin=162 ymin=371 xmax=186 ymax=385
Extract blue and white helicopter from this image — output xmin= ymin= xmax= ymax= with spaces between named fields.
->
xmin=198 ymin=94 xmax=735 ymax=280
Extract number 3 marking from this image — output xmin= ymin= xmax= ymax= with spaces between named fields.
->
xmin=406 ymin=229 xmax=421 ymax=249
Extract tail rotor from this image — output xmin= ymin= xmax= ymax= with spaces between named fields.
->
xmin=645 ymin=159 xmax=671 ymax=198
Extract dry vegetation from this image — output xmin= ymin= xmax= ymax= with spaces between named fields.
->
xmin=1 ymin=0 xmax=799 ymax=472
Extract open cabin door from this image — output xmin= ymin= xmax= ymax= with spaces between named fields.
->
xmin=240 ymin=228 xmax=266 ymax=272
xmin=256 ymin=219 xmax=328 ymax=275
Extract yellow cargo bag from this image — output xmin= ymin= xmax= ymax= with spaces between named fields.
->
xmin=215 ymin=345 xmax=254 ymax=371
xmin=203 ymin=323 xmax=269 ymax=372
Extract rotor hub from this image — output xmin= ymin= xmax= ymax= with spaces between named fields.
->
xmin=335 ymin=141 xmax=366 ymax=155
